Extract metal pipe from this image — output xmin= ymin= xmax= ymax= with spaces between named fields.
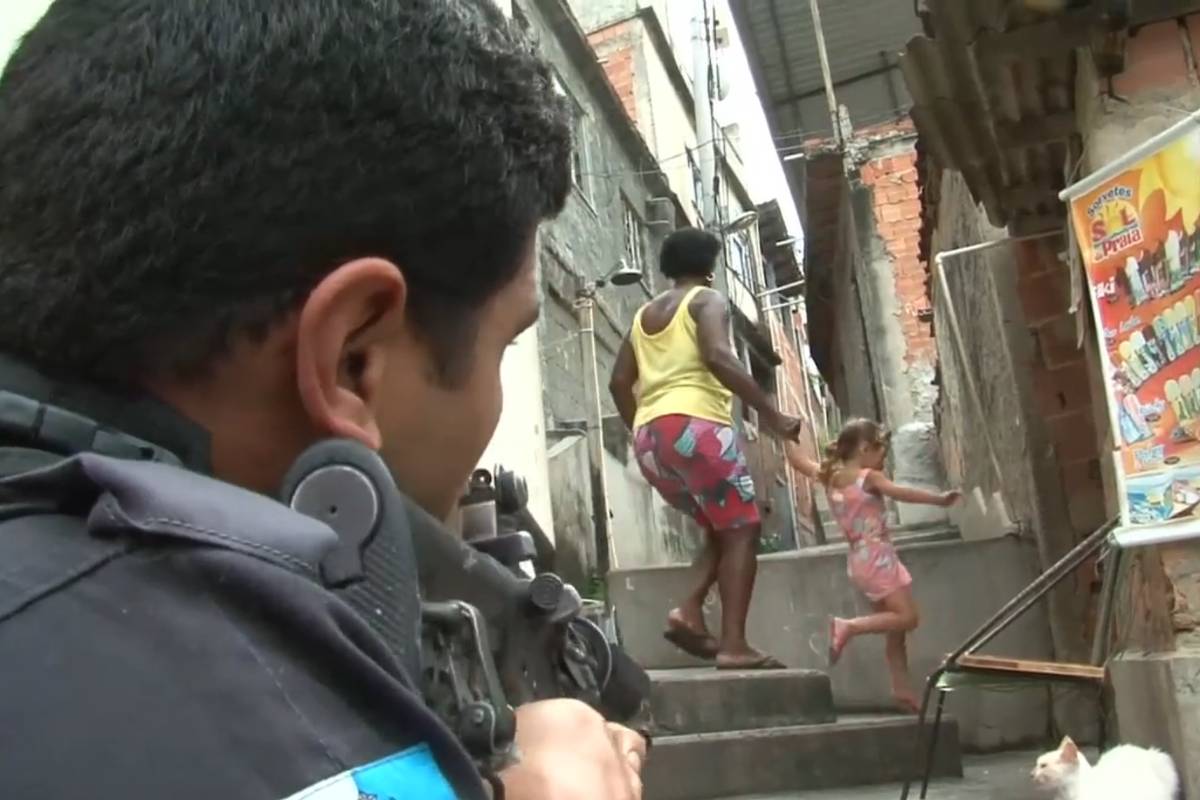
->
xmin=1060 ymin=108 xmax=1200 ymax=202
xmin=949 ymin=517 xmax=1117 ymax=664
xmin=756 ymin=278 xmax=806 ymax=298
xmin=932 ymin=231 xmax=1061 ymax=525
xmin=1091 ymin=547 xmax=1122 ymax=667
xmin=576 ymin=291 xmax=616 ymax=579
xmin=762 ymin=297 xmax=802 ymax=313
xmin=692 ymin=2 xmax=717 ymax=224
xmin=807 ymin=0 xmax=842 ymax=146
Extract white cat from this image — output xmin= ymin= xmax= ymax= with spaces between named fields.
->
xmin=1032 ymin=735 xmax=1180 ymax=800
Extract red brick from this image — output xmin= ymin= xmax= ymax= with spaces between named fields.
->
xmin=1018 ymin=270 xmax=1071 ymax=326
xmin=1037 ymin=315 xmax=1084 ymax=368
xmin=1060 ymin=458 xmax=1108 ymax=533
xmin=1113 ymin=20 xmax=1194 ymax=96
xmin=1046 ymin=409 xmax=1101 ymax=462
xmin=1032 ymin=361 xmax=1093 ymax=417
xmin=881 ymin=204 xmax=903 ymax=223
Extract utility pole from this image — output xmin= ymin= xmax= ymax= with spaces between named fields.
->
xmin=691 ymin=0 xmax=717 ymax=226
xmin=808 ymin=0 xmax=842 ymax=147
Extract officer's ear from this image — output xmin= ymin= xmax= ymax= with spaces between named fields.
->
xmin=294 ymin=258 xmax=413 ymax=450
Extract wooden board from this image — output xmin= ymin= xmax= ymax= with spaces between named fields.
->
xmin=953 ymin=653 xmax=1106 ymax=682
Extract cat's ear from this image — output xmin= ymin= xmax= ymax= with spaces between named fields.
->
xmin=1060 ymin=736 xmax=1079 ymax=763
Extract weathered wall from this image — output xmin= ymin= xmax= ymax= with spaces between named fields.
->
xmin=547 ymin=432 xmax=699 ymax=585
xmin=775 ymin=311 xmax=820 ymax=543
xmin=588 ymin=15 xmax=703 ymax=226
xmin=520 ymin=0 xmax=679 ymax=574
xmin=609 ymin=536 xmax=1054 ymax=751
xmin=859 ymin=138 xmax=938 ymax=424
xmin=929 ymin=171 xmax=1094 ymax=669
xmin=822 ymin=183 xmax=882 ymax=423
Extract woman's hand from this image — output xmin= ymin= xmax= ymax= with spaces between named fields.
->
xmin=939 ymin=490 xmax=963 ymax=507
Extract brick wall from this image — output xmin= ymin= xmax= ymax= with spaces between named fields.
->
xmin=860 ymin=142 xmax=938 ymax=419
xmin=1014 ymin=239 xmax=1107 ymax=536
xmin=587 ymin=22 xmax=638 ymax=127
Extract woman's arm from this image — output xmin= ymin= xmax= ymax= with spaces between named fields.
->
xmin=608 ymin=335 xmax=639 ymax=431
xmin=784 ymin=441 xmax=821 ymax=481
xmin=864 ymin=471 xmax=960 ymax=507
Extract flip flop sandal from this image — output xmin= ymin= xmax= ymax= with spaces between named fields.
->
xmin=716 ymin=653 xmax=787 ymax=671
xmin=663 ymin=626 xmax=719 ymax=660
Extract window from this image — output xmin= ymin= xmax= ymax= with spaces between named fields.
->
xmin=727 ymin=232 xmax=754 ymax=289
xmin=622 ymin=198 xmax=648 ymax=289
xmin=553 ymin=74 xmax=592 ymax=204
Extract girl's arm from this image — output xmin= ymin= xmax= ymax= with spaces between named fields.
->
xmin=864 ymin=471 xmax=960 ymax=507
xmin=784 ymin=441 xmax=821 ymax=481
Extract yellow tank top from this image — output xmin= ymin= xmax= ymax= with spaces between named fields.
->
xmin=631 ymin=286 xmax=734 ymax=429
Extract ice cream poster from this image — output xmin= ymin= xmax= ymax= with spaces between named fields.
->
xmin=1069 ymin=124 xmax=1200 ymax=529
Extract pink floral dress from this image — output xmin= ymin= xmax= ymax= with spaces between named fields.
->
xmin=827 ymin=469 xmax=912 ymax=602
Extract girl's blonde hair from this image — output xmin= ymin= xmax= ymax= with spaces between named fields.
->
xmin=817 ymin=418 xmax=891 ymax=484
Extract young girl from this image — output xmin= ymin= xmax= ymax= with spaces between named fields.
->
xmin=787 ymin=419 xmax=959 ymax=712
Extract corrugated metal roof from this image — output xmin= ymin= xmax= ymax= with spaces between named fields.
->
xmin=731 ymin=0 xmax=923 ymax=142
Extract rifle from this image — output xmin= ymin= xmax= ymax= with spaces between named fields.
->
xmin=281 ymin=439 xmax=650 ymax=773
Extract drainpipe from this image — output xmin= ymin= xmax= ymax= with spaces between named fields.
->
xmin=574 ymin=287 xmax=616 ymax=581
xmin=933 ymin=230 xmax=1061 ymax=527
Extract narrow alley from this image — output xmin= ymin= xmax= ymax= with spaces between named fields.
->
xmin=1 ymin=0 xmax=1197 ymax=799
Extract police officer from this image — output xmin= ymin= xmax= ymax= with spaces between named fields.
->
xmin=0 ymin=0 xmax=645 ymax=798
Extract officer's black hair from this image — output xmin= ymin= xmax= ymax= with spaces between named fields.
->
xmin=0 ymin=0 xmax=572 ymax=387
xmin=660 ymin=228 xmax=722 ymax=280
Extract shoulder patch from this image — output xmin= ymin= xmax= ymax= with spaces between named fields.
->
xmin=283 ymin=744 xmax=458 ymax=800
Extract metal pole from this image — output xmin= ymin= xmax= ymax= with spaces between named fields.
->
xmin=576 ymin=290 xmax=615 ymax=580
xmin=691 ymin=3 xmax=717 ymax=225
xmin=808 ymin=0 xmax=842 ymax=146
xmin=756 ymin=278 xmax=806 ymax=298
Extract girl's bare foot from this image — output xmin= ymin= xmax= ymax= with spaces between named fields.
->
xmin=828 ymin=617 xmax=851 ymax=666
xmin=891 ymin=689 xmax=921 ymax=714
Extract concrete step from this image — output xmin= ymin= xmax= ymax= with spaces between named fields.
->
xmin=643 ymin=714 xmax=963 ymax=800
xmin=649 ymin=668 xmax=835 ymax=735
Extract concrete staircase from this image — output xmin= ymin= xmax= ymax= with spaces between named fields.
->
xmin=642 ymin=668 xmax=963 ymax=800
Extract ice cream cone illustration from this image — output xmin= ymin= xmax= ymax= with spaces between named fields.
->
xmin=1120 ymin=339 xmax=1149 ymax=385
xmin=1167 ymin=379 xmax=1188 ymax=422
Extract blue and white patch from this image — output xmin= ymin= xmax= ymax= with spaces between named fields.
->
xmin=283 ymin=744 xmax=457 ymax=800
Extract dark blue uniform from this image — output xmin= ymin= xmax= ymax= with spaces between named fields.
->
xmin=0 ymin=357 xmax=485 ymax=799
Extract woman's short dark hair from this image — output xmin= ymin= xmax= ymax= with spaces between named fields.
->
xmin=660 ymin=228 xmax=722 ymax=280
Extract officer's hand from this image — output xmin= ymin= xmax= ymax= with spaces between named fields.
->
xmin=499 ymin=699 xmax=646 ymax=800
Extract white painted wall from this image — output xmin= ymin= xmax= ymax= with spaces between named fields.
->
xmin=478 ymin=325 xmax=557 ymax=544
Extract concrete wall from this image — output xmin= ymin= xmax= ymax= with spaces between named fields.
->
xmin=588 ymin=16 xmax=703 ymax=226
xmin=609 ymin=536 xmax=1056 ymax=751
xmin=547 ymin=432 xmax=699 ymax=586
xmin=1109 ymin=651 xmax=1200 ymax=800
xmin=518 ymin=0 xmax=683 ymax=574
